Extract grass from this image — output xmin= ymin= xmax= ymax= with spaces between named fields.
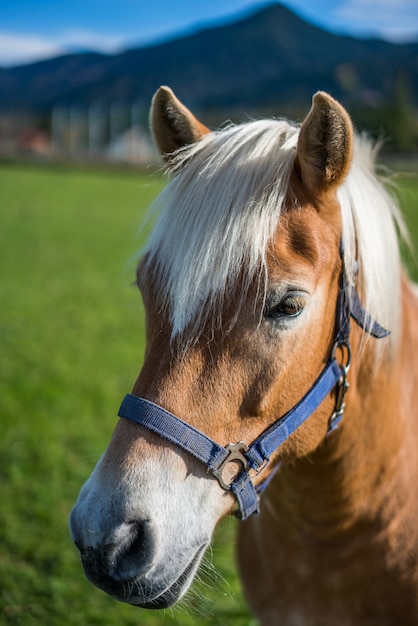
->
xmin=1 ymin=161 xmax=417 ymax=626
xmin=0 ymin=163 xmax=254 ymax=626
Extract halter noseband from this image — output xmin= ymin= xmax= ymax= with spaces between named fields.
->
xmin=118 ymin=249 xmax=389 ymax=520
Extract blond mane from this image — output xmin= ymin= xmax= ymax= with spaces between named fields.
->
xmin=143 ymin=119 xmax=404 ymax=355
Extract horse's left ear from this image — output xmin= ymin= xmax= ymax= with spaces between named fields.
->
xmin=296 ymin=92 xmax=354 ymax=196
xmin=150 ymin=86 xmax=210 ymax=158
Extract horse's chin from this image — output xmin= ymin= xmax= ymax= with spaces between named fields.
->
xmin=132 ymin=546 xmax=206 ymax=609
xmin=134 ymin=546 xmax=207 ymax=609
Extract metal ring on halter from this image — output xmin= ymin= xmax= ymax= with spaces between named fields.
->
xmin=211 ymin=442 xmax=249 ymax=491
xmin=331 ymin=340 xmax=352 ymax=373
xmin=328 ymin=342 xmax=351 ymax=432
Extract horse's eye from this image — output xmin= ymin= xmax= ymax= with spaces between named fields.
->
xmin=264 ymin=293 xmax=305 ymax=319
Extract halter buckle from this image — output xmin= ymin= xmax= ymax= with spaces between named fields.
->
xmin=211 ymin=442 xmax=249 ymax=491
xmin=328 ymin=342 xmax=351 ymax=432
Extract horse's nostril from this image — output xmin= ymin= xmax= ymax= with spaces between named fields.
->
xmin=109 ymin=519 xmax=157 ymax=581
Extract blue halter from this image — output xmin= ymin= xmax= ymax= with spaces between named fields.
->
xmin=118 ymin=252 xmax=389 ymax=520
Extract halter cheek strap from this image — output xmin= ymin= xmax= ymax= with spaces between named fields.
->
xmin=118 ymin=253 xmax=389 ymax=520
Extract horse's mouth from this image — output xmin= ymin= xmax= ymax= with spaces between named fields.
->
xmin=82 ymin=544 xmax=207 ymax=609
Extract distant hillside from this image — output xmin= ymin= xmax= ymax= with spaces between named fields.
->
xmin=1 ymin=2 xmax=417 ymax=130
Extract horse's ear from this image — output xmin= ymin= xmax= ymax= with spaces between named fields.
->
xmin=150 ymin=86 xmax=210 ymax=158
xmin=296 ymin=92 xmax=353 ymax=196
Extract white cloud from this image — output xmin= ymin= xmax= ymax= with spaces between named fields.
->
xmin=58 ymin=29 xmax=126 ymax=53
xmin=335 ymin=0 xmax=418 ymax=41
xmin=0 ymin=32 xmax=60 ymax=66
xmin=0 ymin=30 xmax=126 ymax=67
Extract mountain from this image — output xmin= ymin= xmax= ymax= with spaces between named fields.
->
xmin=1 ymin=2 xmax=417 ymax=123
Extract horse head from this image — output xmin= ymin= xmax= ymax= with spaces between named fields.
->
xmin=70 ymin=87 xmax=384 ymax=608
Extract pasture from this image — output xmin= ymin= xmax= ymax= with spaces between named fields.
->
xmin=1 ymin=161 xmax=417 ymax=626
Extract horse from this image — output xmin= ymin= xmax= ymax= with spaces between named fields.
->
xmin=69 ymin=86 xmax=418 ymax=625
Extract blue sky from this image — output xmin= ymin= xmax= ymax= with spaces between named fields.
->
xmin=1 ymin=0 xmax=418 ymax=66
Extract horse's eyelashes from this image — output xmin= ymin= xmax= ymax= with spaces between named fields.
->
xmin=264 ymin=292 xmax=306 ymax=320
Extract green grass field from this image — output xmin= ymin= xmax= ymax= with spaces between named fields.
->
xmin=1 ymin=162 xmax=417 ymax=626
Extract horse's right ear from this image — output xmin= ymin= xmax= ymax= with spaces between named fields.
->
xmin=296 ymin=92 xmax=353 ymax=197
xmin=150 ymin=86 xmax=210 ymax=158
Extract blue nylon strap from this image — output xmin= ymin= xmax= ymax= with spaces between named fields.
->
xmin=246 ymin=359 xmax=343 ymax=470
xmin=118 ymin=395 xmax=261 ymax=519
xmin=231 ymin=472 xmax=260 ymax=518
xmin=230 ymin=359 xmax=343 ymax=518
xmin=350 ymin=290 xmax=390 ymax=339
xmin=118 ymin=395 xmax=230 ymax=471
xmin=339 ymin=243 xmax=390 ymax=340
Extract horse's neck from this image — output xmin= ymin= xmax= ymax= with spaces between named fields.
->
xmin=238 ymin=280 xmax=418 ymax=623
xmin=269 ymin=278 xmax=418 ymax=542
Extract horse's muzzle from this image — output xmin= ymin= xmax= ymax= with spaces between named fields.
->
xmin=69 ymin=510 xmax=206 ymax=607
